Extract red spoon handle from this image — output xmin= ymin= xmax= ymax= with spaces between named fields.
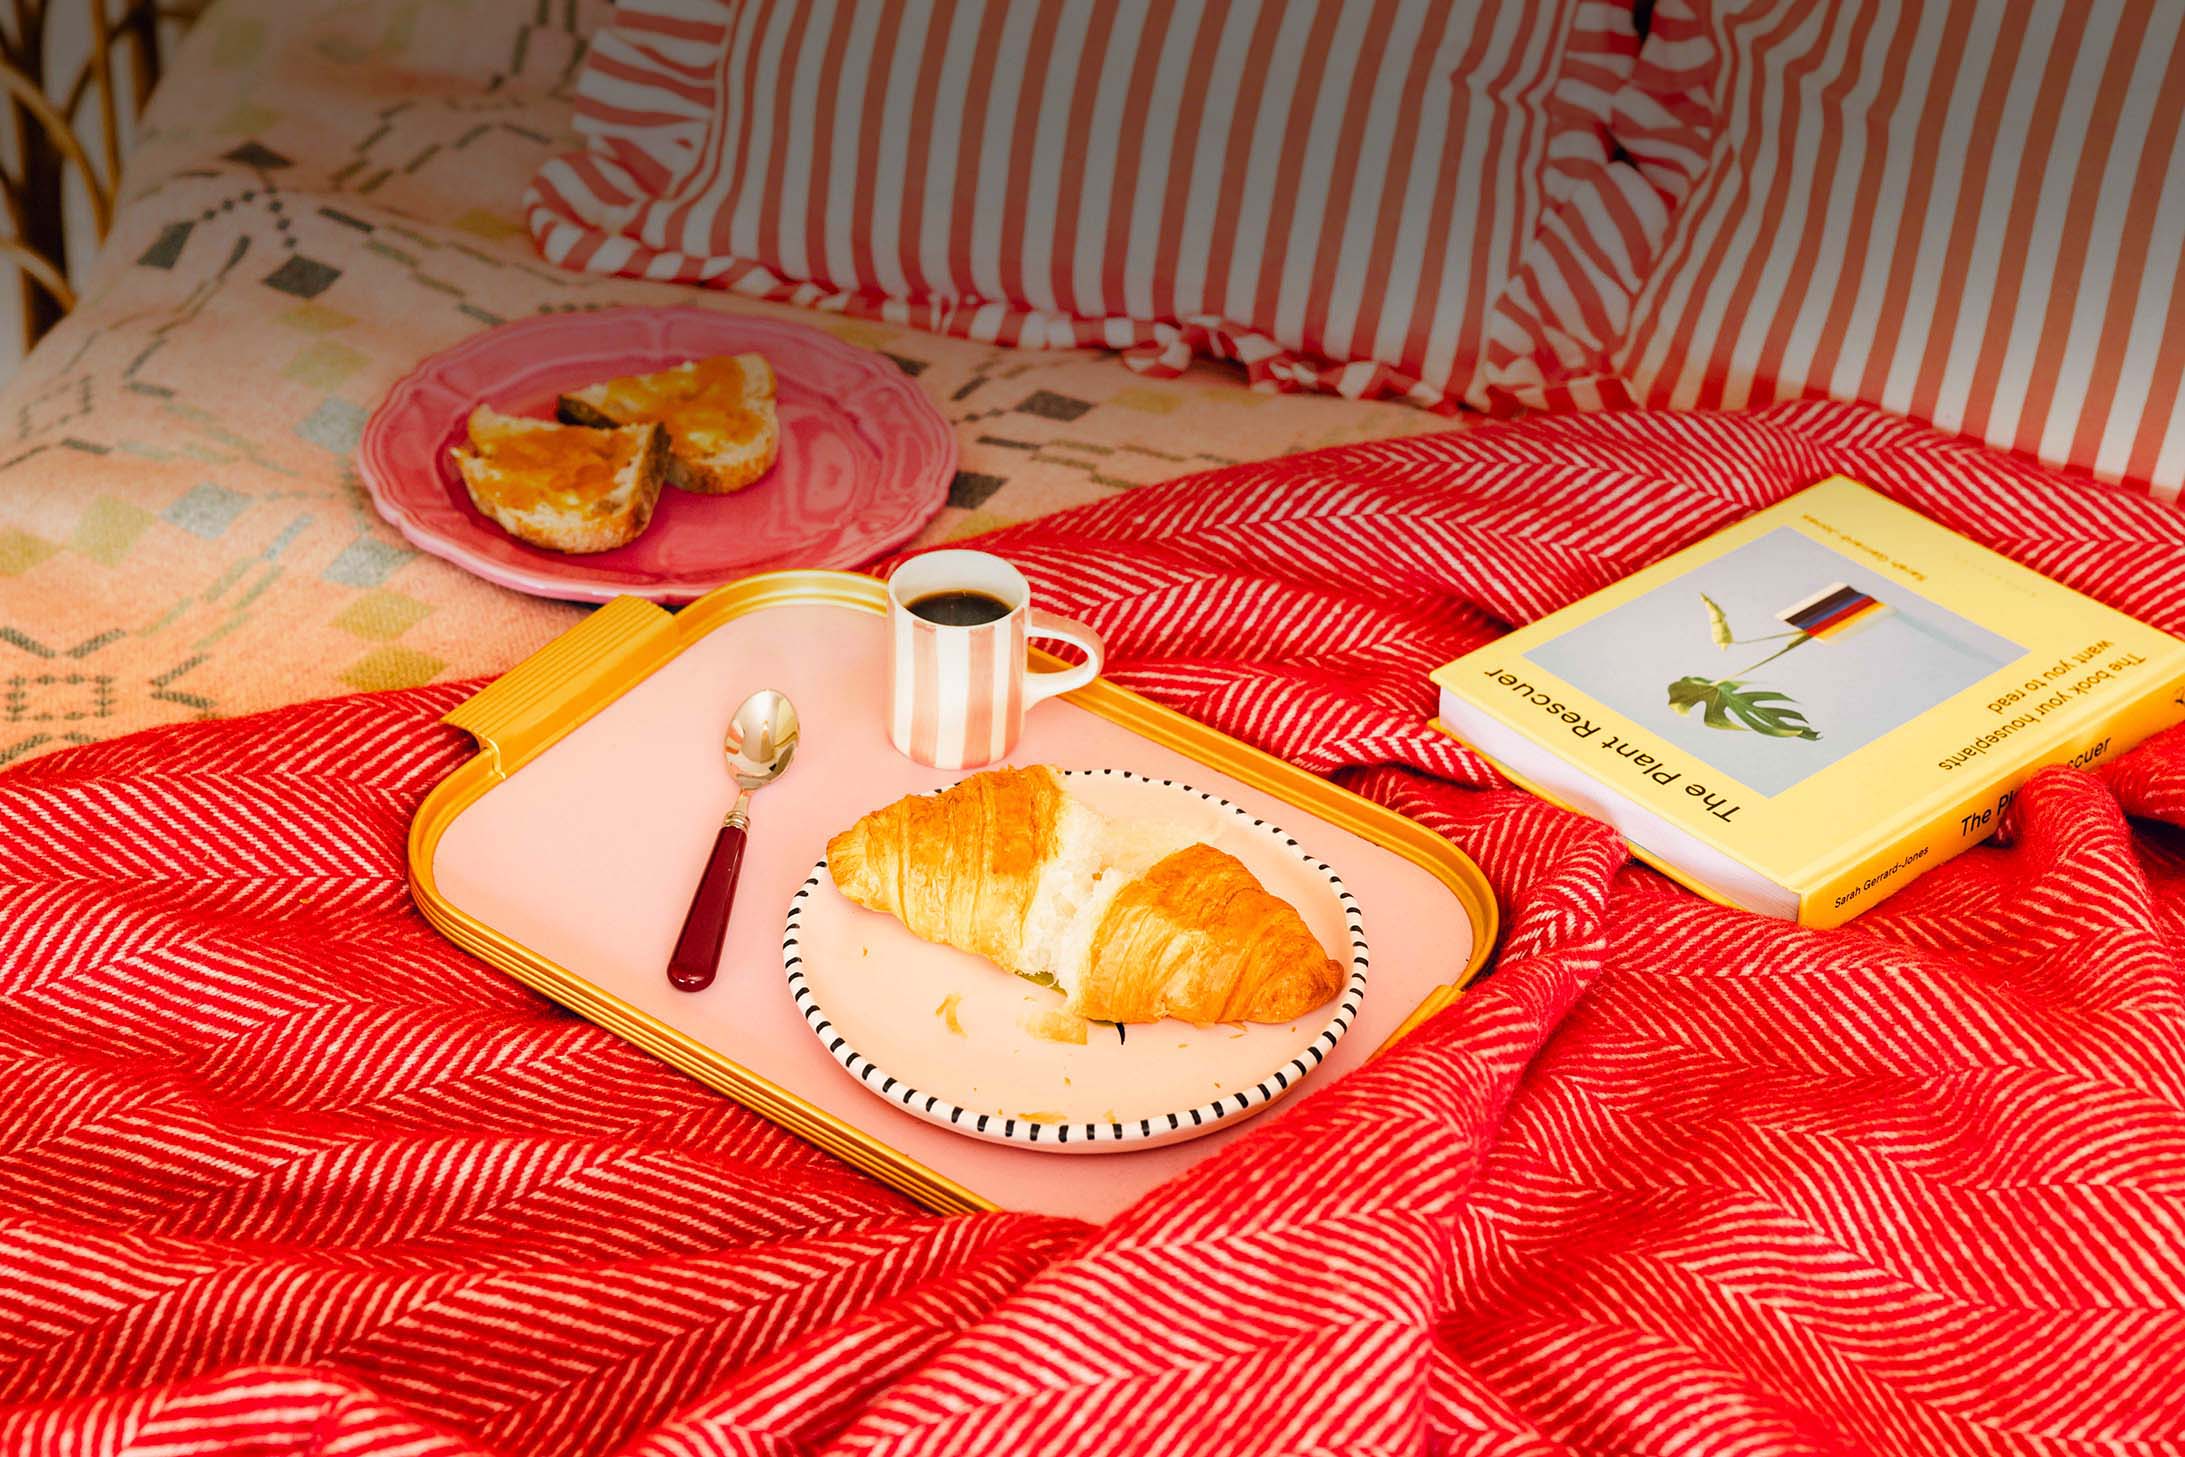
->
xmin=667 ymin=822 xmax=747 ymax=992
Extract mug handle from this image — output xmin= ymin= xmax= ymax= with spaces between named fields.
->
xmin=1024 ymin=610 xmax=1104 ymax=706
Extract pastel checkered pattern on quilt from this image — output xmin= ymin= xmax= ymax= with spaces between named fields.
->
xmin=0 ymin=0 xmax=1449 ymax=766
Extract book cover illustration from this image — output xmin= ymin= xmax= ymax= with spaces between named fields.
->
xmin=1524 ymin=528 xmax=2024 ymax=796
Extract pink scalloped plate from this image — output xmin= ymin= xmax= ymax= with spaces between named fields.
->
xmin=359 ymin=307 xmax=956 ymax=603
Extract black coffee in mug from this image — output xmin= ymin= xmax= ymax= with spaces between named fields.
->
xmin=907 ymin=589 xmax=1013 ymax=626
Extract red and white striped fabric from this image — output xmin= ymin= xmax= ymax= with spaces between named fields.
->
xmin=527 ymin=0 xmax=1650 ymax=413
xmin=1587 ymin=0 xmax=2185 ymax=501
xmin=8 ymin=399 xmax=2185 ymax=1454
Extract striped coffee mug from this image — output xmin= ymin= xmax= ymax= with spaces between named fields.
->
xmin=887 ymin=550 xmax=1103 ymax=770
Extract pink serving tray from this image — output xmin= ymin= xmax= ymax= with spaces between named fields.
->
xmin=409 ymin=572 xmax=1495 ymax=1223
xmin=359 ymin=308 xmax=955 ymax=603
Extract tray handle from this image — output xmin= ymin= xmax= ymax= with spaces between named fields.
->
xmin=445 ymin=596 xmax=675 ymax=775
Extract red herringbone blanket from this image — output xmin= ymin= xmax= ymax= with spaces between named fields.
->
xmin=4 ymin=399 xmax=2184 ymax=1456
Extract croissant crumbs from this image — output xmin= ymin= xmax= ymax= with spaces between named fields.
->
xmin=825 ymin=766 xmax=1343 ymax=1024
xmin=1023 ymin=1008 xmax=1088 ymax=1043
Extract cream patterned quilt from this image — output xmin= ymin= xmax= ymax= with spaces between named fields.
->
xmin=0 ymin=0 xmax=1446 ymax=764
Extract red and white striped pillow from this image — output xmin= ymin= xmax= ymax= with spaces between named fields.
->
xmin=528 ymin=0 xmax=1650 ymax=413
xmin=1586 ymin=0 xmax=2185 ymax=501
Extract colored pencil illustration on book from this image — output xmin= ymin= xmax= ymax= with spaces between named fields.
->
xmin=1664 ymin=584 xmax=1890 ymax=741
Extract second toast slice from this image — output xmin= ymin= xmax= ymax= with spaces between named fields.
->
xmin=557 ymin=354 xmax=779 ymax=494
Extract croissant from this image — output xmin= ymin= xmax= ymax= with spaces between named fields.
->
xmin=825 ymin=766 xmax=1343 ymax=1024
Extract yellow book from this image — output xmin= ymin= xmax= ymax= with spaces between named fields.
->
xmin=1430 ymin=477 xmax=2185 ymax=927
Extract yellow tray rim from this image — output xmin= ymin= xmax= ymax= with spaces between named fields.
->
xmin=409 ymin=569 xmax=1499 ymax=1214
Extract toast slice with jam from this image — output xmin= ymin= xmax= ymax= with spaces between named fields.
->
xmin=557 ymin=353 xmax=779 ymax=494
xmin=449 ymin=406 xmax=668 ymax=554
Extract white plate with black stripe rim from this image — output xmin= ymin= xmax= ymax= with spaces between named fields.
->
xmin=783 ymin=768 xmax=1368 ymax=1153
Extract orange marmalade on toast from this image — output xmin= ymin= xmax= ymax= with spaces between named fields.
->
xmin=589 ymin=357 xmax=767 ymax=447
xmin=466 ymin=420 xmax=637 ymax=515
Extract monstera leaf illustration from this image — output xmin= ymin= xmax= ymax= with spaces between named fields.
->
xmin=1666 ymin=676 xmax=1821 ymax=739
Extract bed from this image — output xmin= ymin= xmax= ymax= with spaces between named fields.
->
xmin=5 ymin=3 xmax=2185 ymax=1453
